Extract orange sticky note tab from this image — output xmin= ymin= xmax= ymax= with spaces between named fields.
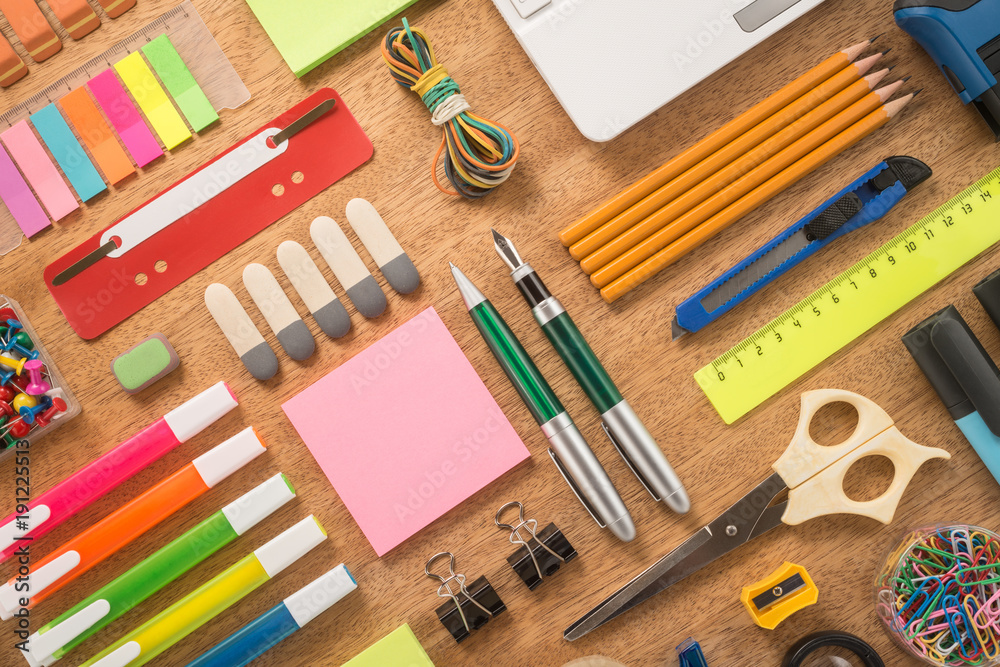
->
xmin=60 ymin=87 xmax=134 ymax=184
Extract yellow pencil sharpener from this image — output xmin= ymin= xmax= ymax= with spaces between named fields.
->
xmin=740 ymin=561 xmax=817 ymax=629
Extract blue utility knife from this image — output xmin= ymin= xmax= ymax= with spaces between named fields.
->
xmin=671 ymin=156 xmax=932 ymax=340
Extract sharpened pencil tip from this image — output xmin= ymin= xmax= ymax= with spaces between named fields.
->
xmin=902 ymin=75 xmax=911 ymax=82
xmin=913 ymin=88 xmax=923 ymax=97
xmin=870 ymin=33 xmax=885 ymax=44
xmin=881 ymin=48 xmax=892 ymax=56
xmin=887 ymin=64 xmax=896 ymax=71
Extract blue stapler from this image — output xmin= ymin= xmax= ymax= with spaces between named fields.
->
xmin=894 ymin=0 xmax=1000 ymax=140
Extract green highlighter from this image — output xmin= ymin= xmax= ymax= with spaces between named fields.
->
xmin=23 ymin=474 xmax=295 ymax=667
xmin=491 ymin=229 xmax=689 ymax=514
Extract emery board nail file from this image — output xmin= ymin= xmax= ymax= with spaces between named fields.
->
xmin=0 ymin=0 xmax=61 ymax=61
xmin=311 ymin=216 xmax=387 ymax=318
xmin=345 ymin=198 xmax=420 ymax=294
xmin=243 ymin=263 xmax=315 ymax=361
xmin=205 ymin=283 xmax=278 ymax=380
xmin=277 ymin=240 xmax=351 ymax=338
xmin=0 ymin=35 xmax=27 ymax=87
xmin=47 ymin=0 xmax=101 ymax=40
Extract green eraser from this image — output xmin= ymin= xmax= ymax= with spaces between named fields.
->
xmin=111 ymin=333 xmax=180 ymax=393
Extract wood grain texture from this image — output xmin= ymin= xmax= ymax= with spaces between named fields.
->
xmin=0 ymin=0 xmax=998 ymax=665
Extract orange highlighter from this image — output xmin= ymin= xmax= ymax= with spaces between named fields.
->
xmin=0 ymin=427 xmax=265 ymax=618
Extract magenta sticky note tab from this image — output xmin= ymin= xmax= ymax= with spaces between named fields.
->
xmin=87 ymin=69 xmax=163 ymax=167
xmin=0 ymin=121 xmax=77 ymax=222
xmin=283 ymin=307 xmax=530 ymax=556
xmin=0 ymin=144 xmax=49 ymax=237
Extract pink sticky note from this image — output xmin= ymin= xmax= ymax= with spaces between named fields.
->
xmin=0 ymin=144 xmax=49 ymax=236
xmin=283 ymin=307 xmax=530 ymax=556
xmin=0 ymin=121 xmax=77 ymax=222
xmin=87 ymin=69 xmax=163 ymax=167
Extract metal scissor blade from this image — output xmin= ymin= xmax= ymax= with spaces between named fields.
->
xmin=565 ymin=472 xmax=788 ymax=641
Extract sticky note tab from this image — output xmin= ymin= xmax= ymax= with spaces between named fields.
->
xmin=87 ymin=69 xmax=163 ymax=167
xmin=282 ymin=307 xmax=529 ymax=557
xmin=343 ymin=625 xmax=434 ymax=667
xmin=0 ymin=144 xmax=48 ymax=236
xmin=31 ymin=104 xmax=106 ymax=202
xmin=114 ymin=52 xmax=191 ymax=150
xmin=60 ymin=87 xmax=134 ymax=185
xmin=141 ymin=35 xmax=218 ymax=132
xmin=1 ymin=121 xmax=77 ymax=221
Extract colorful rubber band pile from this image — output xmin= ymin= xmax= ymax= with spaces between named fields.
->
xmin=876 ymin=525 xmax=1000 ymax=665
xmin=381 ymin=18 xmax=519 ymax=199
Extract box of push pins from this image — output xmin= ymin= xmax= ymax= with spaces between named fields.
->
xmin=0 ymin=296 xmax=80 ymax=454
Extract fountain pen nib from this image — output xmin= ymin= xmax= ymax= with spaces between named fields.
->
xmin=491 ymin=228 xmax=524 ymax=272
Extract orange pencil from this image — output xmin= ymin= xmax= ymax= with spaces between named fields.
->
xmin=0 ymin=428 xmax=265 ymax=617
xmin=570 ymin=57 xmax=887 ymax=262
xmin=589 ymin=81 xmax=905 ymax=288
xmin=578 ymin=69 xmax=894 ymax=272
xmin=599 ymin=93 xmax=916 ymax=303
xmin=558 ymin=38 xmax=877 ymax=247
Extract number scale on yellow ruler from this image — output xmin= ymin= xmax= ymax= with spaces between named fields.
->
xmin=696 ymin=165 xmax=1000 ymax=424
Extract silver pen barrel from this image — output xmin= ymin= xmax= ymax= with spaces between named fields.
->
xmin=542 ymin=412 xmax=636 ymax=542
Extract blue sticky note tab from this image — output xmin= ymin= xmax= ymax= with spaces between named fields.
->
xmin=30 ymin=104 xmax=106 ymax=202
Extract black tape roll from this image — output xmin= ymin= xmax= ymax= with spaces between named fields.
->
xmin=782 ymin=631 xmax=884 ymax=667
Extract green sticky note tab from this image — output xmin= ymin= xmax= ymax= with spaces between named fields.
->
xmin=142 ymin=35 xmax=218 ymax=132
xmin=343 ymin=625 xmax=435 ymax=667
xmin=245 ymin=0 xmax=421 ymax=77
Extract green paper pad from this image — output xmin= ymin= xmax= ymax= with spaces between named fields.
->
xmin=142 ymin=35 xmax=219 ymax=132
xmin=343 ymin=625 xmax=434 ymax=666
xmin=245 ymin=0 xmax=422 ymax=77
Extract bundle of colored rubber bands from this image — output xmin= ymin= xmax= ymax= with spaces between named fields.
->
xmin=875 ymin=525 xmax=1000 ymax=665
xmin=381 ymin=19 xmax=519 ymax=199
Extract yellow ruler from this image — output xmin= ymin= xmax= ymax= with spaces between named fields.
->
xmin=696 ymin=165 xmax=1000 ymax=424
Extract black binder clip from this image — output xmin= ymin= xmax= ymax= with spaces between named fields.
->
xmin=495 ymin=501 xmax=577 ymax=590
xmin=425 ymin=552 xmax=506 ymax=643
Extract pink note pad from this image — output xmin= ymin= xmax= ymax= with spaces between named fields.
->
xmin=87 ymin=69 xmax=163 ymax=167
xmin=1 ymin=121 xmax=77 ymax=222
xmin=0 ymin=144 xmax=49 ymax=236
xmin=283 ymin=307 xmax=529 ymax=556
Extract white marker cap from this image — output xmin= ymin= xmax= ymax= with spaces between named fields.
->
xmin=284 ymin=564 xmax=356 ymax=628
xmin=192 ymin=427 xmax=266 ymax=488
xmin=254 ymin=516 xmax=326 ymax=578
xmin=163 ymin=382 xmax=238 ymax=442
xmin=222 ymin=474 xmax=296 ymax=536
xmin=24 ymin=599 xmax=111 ymax=666
xmin=90 ymin=640 xmax=141 ymax=667
xmin=0 ymin=504 xmax=52 ymax=553
xmin=0 ymin=551 xmax=81 ymax=620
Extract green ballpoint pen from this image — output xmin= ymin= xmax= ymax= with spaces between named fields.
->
xmin=450 ymin=263 xmax=636 ymax=542
xmin=491 ymin=229 xmax=690 ymax=514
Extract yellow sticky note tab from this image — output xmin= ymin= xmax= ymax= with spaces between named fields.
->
xmin=113 ymin=52 xmax=191 ymax=150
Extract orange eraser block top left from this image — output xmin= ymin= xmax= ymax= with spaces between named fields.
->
xmin=96 ymin=0 xmax=136 ymax=19
xmin=47 ymin=0 xmax=100 ymax=39
xmin=0 ymin=0 xmax=62 ymax=61
xmin=0 ymin=33 xmax=27 ymax=86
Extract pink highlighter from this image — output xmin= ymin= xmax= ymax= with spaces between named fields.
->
xmin=0 ymin=381 xmax=238 ymax=563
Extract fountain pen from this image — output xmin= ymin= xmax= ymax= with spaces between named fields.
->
xmin=491 ymin=229 xmax=690 ymax=514
xmin=450 ymin=263 xmax=636 ymax=541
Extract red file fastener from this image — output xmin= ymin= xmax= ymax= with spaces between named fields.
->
xmin=44 ymin=88 xmax=373 ymax=339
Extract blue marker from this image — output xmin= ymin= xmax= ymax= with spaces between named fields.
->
xmin=671 ymin=156 xmax=932 ymax=340
xmin=903 ymin=305 xmax=1000 ymax=485
xmin=677 ymin=637 xmax=708 ymax=667
xmin=186 ymin=564 xmax=357 ymax=667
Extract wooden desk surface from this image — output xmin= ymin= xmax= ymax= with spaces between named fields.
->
xmin=2 ymin=0 xmax=999 ymax=664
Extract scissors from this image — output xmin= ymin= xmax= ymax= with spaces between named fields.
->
xmin=564 ymin=389 xmax=951 ymax=640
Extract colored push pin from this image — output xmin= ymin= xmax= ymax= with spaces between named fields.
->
xmin=0 ymin=400 xmax=13 ymax=418
xmin=741 ymin=562 xmax=818 ymax=629
xmin=426 ymin=552 xmax=506 ymax=643
xmin=23 ymin=360 xmax=49 ymax=396
xmin=34 ymin=397 xmax=66 ymax=428
xmin=18 ymin=401 xmax=46 ymax=425
xmin=2 ymin=417 xmax=30 ymax=439
xmin=495 ymin=501 xmax=577 ymax=590
xmin=3 ymin=336 xmax=38 ymax=360
xmin=0 ymin=355 xmax=26 ymax=375
xmin=0 ymin=386 xmax=12 ymax=403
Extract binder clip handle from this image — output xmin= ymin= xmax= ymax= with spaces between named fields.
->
xmin=495 ymin=501 xmax=577 ymax=590
xmin=425 ymin=552 xmax=493 ymax=635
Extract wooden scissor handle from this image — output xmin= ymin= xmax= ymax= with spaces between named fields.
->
xmin=774 ymin=389 xmax=950 ymax=525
